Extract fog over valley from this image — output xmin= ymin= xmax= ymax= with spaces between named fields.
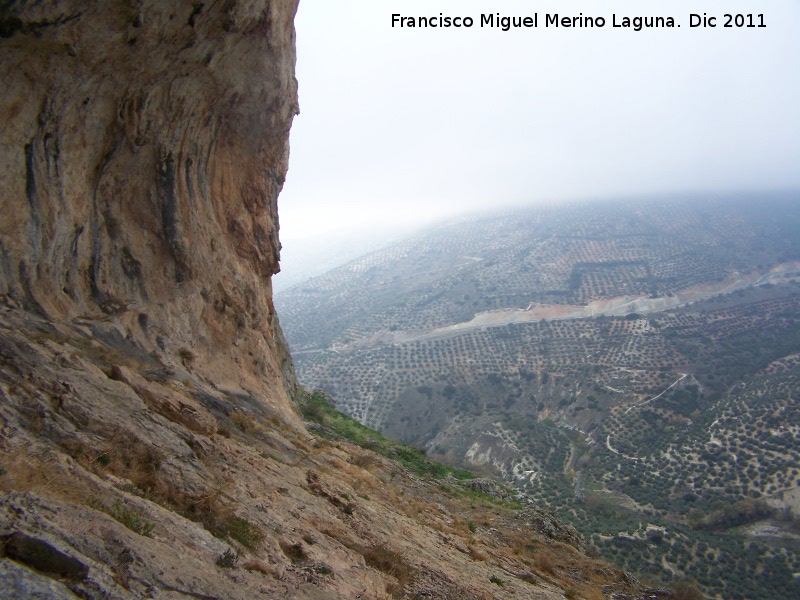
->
xmin=276 ymin=0 xmax=800 ymax=278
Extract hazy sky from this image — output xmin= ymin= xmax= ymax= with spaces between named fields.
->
xmin=277 ymin=0 xmax=800 ymax=244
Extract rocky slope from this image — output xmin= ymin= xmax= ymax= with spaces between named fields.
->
xmin=0 ymin=2 xmax=653 ymax=598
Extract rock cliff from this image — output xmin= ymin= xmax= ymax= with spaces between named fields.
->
xmin=1 ymin=0 xmax=299 ymax=421
xmin=0 ymin=2 xmax=651 ymax=598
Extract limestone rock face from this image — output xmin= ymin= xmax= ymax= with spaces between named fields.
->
xmin=0 ymin=0 xmax=299 ymax=418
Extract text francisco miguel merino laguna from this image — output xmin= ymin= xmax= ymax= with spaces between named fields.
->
xmin=391 ymin=13 xmax=767 ymax=31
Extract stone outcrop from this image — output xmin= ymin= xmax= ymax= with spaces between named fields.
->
xmin=1 ymin=0 xmax=299 ymax=422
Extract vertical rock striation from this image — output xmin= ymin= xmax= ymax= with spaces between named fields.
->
xmin=0 ymin=0 xmax=300 ymax=415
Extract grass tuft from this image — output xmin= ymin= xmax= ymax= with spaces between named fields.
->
xmin=109 ymin=502 xmax=155 ymax=537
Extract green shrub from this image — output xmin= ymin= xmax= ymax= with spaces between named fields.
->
xmin=109 ymin=502 xmax=155 ymax=537
xmin=216 ymin=549 xmax=238 ymax=568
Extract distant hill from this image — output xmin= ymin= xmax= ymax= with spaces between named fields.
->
xmin=277 ymin=193 xmax=800 ymax=599
xmin=278 ymin=194 xmax=800 ymax=350
xmin=274 ymin=224 xmax=418 ymax=292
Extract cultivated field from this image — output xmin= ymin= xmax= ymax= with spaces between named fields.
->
xmin=277 ymin=194 xmax=800 ymax=598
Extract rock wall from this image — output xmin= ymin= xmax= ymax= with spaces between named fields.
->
xmin=0 ymin=0 xmax=299 ymax=416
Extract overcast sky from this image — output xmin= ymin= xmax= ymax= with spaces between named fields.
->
xmin=277 ymin=0 xmax=800 ymax=247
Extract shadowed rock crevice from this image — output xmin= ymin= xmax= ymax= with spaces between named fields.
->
xmin=1 ymin=532 xmax=89 ymax=581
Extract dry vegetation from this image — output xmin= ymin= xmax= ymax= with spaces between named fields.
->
xmin=0 ymin=306 xmax=655 ymax=599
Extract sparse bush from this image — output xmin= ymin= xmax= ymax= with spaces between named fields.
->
xmin=519 ymin=571 xmax=539 ymax=584
xmin=216 ymin=549 xmax=238 ymax=568
xmin=222 ymin=515 xmax=264 ymax=549
xmin=109 ymin=502 xmax=155 ymax=537
xmin=178 ymin=492 xmax=264 ymax=550
xmin=65 ymin=432 xmax=164 ymax=496
xmin=302 ymin=401 xmax=326 ymax=424
xmin=351 ymin=453 xmax=375 ymax=469
xmin=279 ymin=540 xmax=308 ymax=564
xmin=359 ymin=544 xmax=414 ymax=588
xmin=468 ymin=544 xmax=487 ymax=561
xmin=230 ymin=410 xmax=254 ymax=435
xmin=243 ymin=560 xmax=277 ymax=577
xmin=534 ymin=554 xmax=556 ymax=575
